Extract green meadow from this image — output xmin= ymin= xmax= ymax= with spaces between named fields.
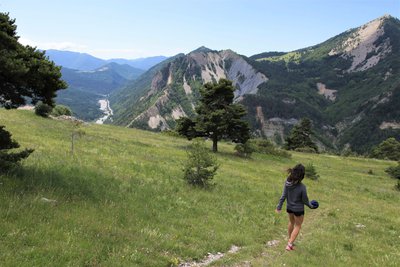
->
xmin=0 ymin=109 xmax=399 ymax=266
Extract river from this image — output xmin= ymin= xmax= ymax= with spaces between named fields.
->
xmin=96 ymin=98 xmax=113 ymax=124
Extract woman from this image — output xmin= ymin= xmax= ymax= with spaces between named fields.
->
xmin=275 ymin=164 xmax=317 ymax=251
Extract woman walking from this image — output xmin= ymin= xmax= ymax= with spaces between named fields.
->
xmin=275 ymin=164 xmax=318 ymax=251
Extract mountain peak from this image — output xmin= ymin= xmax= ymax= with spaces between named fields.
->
xmin=189 ymin=46 xmax=214 ymax=54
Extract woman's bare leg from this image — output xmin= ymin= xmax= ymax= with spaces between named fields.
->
xmin=288 ymin=215 xmax=304 ymax=244
xmin=288 ymin=213 xmax=295 ymax=240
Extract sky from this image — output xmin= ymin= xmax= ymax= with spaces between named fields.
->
xmin=1 ymin=0 xmax=399 ymax=59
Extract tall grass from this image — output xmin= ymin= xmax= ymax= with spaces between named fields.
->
xmin=0 ymin=109 xmax=398 ymax=266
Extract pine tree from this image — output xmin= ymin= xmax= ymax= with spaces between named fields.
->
xmin=0 ymin=12 xmax=65 ymax=168
xmin=0 ymin=12 xmax=66 ymax=108
xmin=284 ymin=118 xmax=318 ymax=152
xmin=176 ymin=79 xmax=250 ymax=152
xmin=0 ymin=126 xmax=33 ymax=170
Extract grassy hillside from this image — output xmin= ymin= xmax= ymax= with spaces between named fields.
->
xmin=0 ymin=109 xmax=398 ymax=266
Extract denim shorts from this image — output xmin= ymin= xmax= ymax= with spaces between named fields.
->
xmin=287 ymin=209 xmax=304 ymax=217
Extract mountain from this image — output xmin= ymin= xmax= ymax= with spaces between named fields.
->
xmin=56 ymin=63 xmax=144 ymax=121
xmin=44 ymin=49 xmax=167 ymax=71
xmin=107 ymin=56 xmax=168 ymax=70
xmin=109 ymin=48 xmax=268 ymax=129
xmin=110 ymin=15 xmax=400 ymax=153
xmin=44 ymin=50 xmax=106 ymax=71
xmin=248 ymin=14 xmax=400 ymax=152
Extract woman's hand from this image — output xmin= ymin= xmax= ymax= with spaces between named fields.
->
xmin=275 ymin=209 xmax=281 ymax=213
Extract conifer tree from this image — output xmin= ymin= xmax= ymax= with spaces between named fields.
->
xmin=0 ymin=12 xmax=66 ymax=108
xmin=176 ymin=79 xmax=250 ymax=152
xmin=284 ymin=118 xmax=318 ymax=152
xmin=0 ymin=12 xmax=65 ymax=168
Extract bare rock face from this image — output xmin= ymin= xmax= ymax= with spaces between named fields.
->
xmin=329 ymin=16 xmax=392 ymax=72
xmin=317 ymin=83 xmax=337 ymax=101
xmin=130 ymin=49 xmax=269 ymax=130
xmin=189 ymin=49 xmax=268 ymax=99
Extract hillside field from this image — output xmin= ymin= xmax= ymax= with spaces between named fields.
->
xmin=0 ymin=109 xmax=399 ymax=266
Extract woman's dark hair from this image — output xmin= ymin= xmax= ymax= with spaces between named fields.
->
xmin=287 ymin=164 xmax=305 ymax=183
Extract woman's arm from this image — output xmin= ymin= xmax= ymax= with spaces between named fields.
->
xmin=276 ymin=184 xmax=287 ymax=211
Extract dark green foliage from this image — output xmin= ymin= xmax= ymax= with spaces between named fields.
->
xmin=235 ymin=141 xmax=256 ymax=158
xmin=0 ymin=12 xmax=66 ymax=108
xmin=51 ymin=105 xmax=72 ymax=117
xmin=0 ymin=126 xmax=33 ymax=171
xmin=341 ymin=147 xmax=358 ymax=157
xmin=56 ymin=88 xmax=103 ymax=121
xmin=34 ymin=101 xmax=52 ymax=117
xmin=175 ymin=117 xmax=198 ymax=140
xmin=183 ymin=138 xmax=219 ymax=188
xmin=385 ymin=162 xmax=400 ymax=191
xmin=284 ymin=118 xmax=318 ymax=152
xmin=249 ymin=139 xmax=292 ymax=158
xmin=177 ymin=79 xmax=250 ymax=152
xmin=385 ymin=162 xmax=400 ymax=179
xmin=305 ymin=163 xmax=320 ymax=180
xmin=370 ymin=138 xmax=400 ymax=161
xmin=338 ymin=85 xmax=400 ymax=154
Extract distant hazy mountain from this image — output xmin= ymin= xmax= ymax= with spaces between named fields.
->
xmin=44 ymin=49 xmax=167 ymax=71
xmin=107 ymin=56 xmax=168 ymax=70
xmin=109 ymin=15 xmax=400 ymax=153
xmin=45 ymin=50 xmax=105 ymax=71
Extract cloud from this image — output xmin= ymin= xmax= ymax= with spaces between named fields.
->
xmin=18 ymin=37 xmax=87 ymax=51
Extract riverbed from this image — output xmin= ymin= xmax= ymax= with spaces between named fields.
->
xmin=96 ymin=99 xmax=113 ymax=124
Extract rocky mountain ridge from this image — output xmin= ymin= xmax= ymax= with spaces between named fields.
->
xmin=110 ymin=15 xmax=400 ymax=153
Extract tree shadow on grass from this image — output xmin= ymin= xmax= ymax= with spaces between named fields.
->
xmin=2 ymin=164 xmax=121 ymax=202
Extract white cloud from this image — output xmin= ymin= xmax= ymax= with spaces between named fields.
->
xmin=18 ymin=37 xmax=87 ymax=51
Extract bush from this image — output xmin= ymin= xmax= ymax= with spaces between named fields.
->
xmin=35 ymin=101 xmax=52 ymax=117
xmin=235 ymin=141 xmax=255 ymax=158
xmin=370 ymin=138 xmax=400 ymax=161
xmin=305 ymin=163 xmax=320 ymax=180
xmin=0 ymin=125 xmax=33 ymax=171
xmin=51 ymin=105 xmax=72 ymax=117
xmin=385 ymin=162 xmax=400 ymax=179
xmin=341 ymin=147 xmax=358 ymax=157
xmin=161 ymin=130 xmax=181 ymax=138
xmin=295 ymin=146 xmax=318 ymax=153
xmin=183 ymin=138 xmax=219 ymax=188
xmin=249 ymin=139 xmax=291 ymax=158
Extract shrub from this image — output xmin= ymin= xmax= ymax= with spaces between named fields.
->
xmin=249 ymin=139 xmax=291 ymax=158
xmin=341 ymin=147 xmax=358 ymax=157
xmin=183 ymin=138 xmax=219 ymax=188
xmin=34 ymin=101 xmax=52 ymax=117
xmin=161 ymin=130 xmax=181 ymax=138
xmin=235 ymin=141 xmax=255 ymax=158
xmin=51 ymin=105 xmax=72 ymax=117
xmin=385 ymin=162 xmax=400 ymax=180
xmin=370 ymin=138 xmax=400 ymax=161
xmin=295 ymin=146 xmax=318 ymax=153
xmin=0 ymin=125 xmax=33 ymax=171
xmin=305 ymin=163 xmax=320 ymax=180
